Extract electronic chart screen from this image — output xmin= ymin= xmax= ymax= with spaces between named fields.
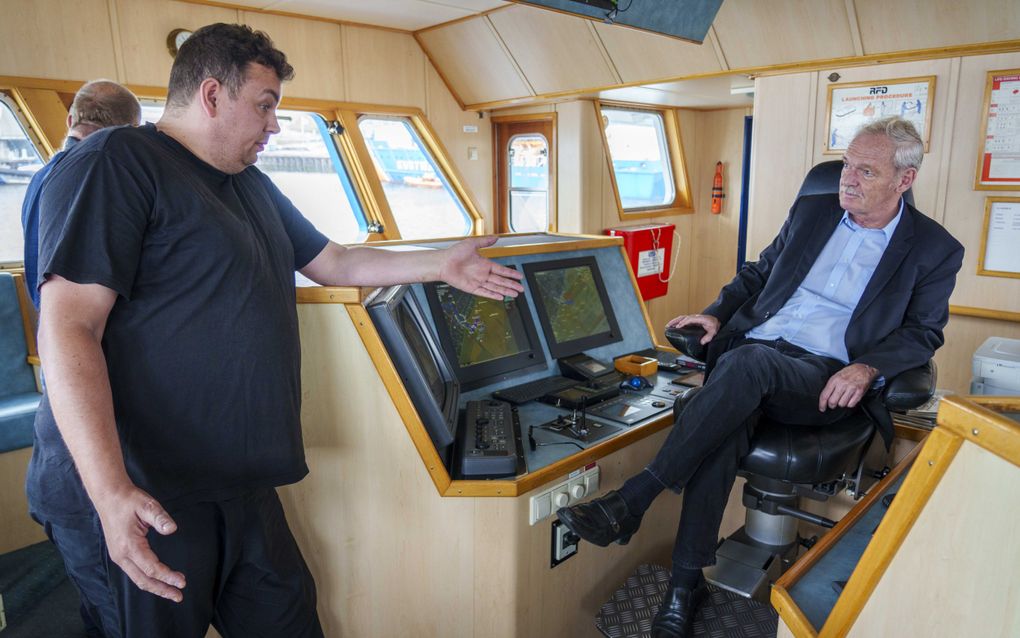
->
xmin=523 ymin=256 xmax=622 ymax=359
xmin=424 ymin=276 xmax=544 ymax=390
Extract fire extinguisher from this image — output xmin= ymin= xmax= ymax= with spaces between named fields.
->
xmin=711 ymin=161 xmax=725 ymax=214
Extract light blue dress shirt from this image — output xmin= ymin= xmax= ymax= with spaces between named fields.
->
xmin=746 ymin=200 xmax=903 ymax=363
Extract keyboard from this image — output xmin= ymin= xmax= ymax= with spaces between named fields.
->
xmin=493 ymin=375 xmax=577 ymax=404
xmin=458 ymin=399 xmax=521 ymax=478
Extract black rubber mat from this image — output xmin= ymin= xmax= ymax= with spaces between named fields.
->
xmin=596 ymin=564 xmax=778 ymax=638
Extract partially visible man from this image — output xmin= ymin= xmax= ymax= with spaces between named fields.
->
xmin=28 ymin=23 xmax=522 ymax=638
xmin=21 ymin=80 xmax=141 ymax=308
xmin=558 ymin=117 xmax=963 ymax=638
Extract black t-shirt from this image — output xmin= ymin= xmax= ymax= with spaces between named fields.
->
xmin=27 ymin=123 xmax=329 ymax=522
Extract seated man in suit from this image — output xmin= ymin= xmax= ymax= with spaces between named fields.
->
xmin=557 ymin=116 xmax=963 ymax=638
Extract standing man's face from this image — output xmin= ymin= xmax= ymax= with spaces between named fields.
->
xmin=838 ymin=133 xmax=915 ymax=228
xmin=215 ymin=63 xmax=282 ymax=172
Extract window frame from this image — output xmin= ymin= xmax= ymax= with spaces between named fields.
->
xmin=595 ymin=100 xmax=693 ymax=219
xmin=492 ymin=113 xmax=557 ymax=234
xmin=344 ymin=105 xmax=483 ymax=241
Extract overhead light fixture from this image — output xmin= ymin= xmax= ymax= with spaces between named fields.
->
xmin=729 ymin=85 xmax=755 ymax=95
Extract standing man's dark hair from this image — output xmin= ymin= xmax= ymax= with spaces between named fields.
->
xmin=166 ymin=23 xmax=294 ymax=110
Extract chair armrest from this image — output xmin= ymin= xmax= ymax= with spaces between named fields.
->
xmin=664 ymin=326 xmax=707 ymax=362
xmin=881 ymin=360 xmax=936 ymax=411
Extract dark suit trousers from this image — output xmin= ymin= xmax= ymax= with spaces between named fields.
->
xmin=646 ymin=339 xmax=852 ymax=569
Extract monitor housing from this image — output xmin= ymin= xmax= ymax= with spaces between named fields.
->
xmin=367 ymin=285 xmax=460 ymax=457
xmin=424 ymin=277 xmax=545 ymax=390
xmin=523 ymin=256 xmax=623 ymax=359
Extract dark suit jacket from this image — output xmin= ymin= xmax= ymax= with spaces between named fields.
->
xmin=702 ymin=194 xmax=964 ymax=444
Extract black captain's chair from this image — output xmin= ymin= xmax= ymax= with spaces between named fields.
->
xmin=664 ymin=161 xmax=935 ymax=590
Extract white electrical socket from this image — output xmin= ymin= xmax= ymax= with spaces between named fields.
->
xmin=551 ymin=520 xmax=578 ymax=567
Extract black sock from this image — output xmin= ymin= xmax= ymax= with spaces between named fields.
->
xmin=617 ymin=469 xmax=665 ymax=517
xmin=671 ymin=565 xmax=703 ymax=591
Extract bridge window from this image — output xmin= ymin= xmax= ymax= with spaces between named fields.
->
xmin=0 ymin=93 xmax=44 ymax=266
xmin=598 ymin=104 xmax=692 ymax=217
xmin=357 ymin=115 xmax=473 ymax=240
xmin=259 ymin=110 xmax=367 ymax=244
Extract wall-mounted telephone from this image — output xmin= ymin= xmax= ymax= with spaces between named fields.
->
xmin=558 ymin=353 xmax=612 ymax=382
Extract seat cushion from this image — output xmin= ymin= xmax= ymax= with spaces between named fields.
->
xmin=0 ymin=392 xmax=41 ymax=453
xmin=0 ymin=273 xmax=38 ymax=397
xmin=740 ymin=413 xmax=874 ymax=484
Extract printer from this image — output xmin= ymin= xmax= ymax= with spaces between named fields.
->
xmin=971 ymin=337 xmax=1020 ymax=395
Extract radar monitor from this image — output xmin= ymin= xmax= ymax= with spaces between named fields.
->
xmin=424 ymin=275 xmax=544 ymax=390
xmin=523 ymin=256 xmax=622 ymax=359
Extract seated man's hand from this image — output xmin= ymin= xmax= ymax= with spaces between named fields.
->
xmin=440 ymin=236 xmax=524 ymax=301
xmin=818 ymin=363 xmax=879 ymax=411
xmin=666 ymin=313 xmax=721 ymax=345
xmin=93 ymin=484 xmax=186 ymax=602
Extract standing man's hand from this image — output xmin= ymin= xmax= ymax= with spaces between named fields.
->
xmin=666 ymin=314 xmax=721 ymax=345
xmin=439 ymin=236 xmax=524 ymax=301
xmin=93 ymin=484 xmax=186 ymax=602
xmin=818 ymin=363 xmax=879 ymax=411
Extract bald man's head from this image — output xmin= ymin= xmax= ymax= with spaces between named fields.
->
xmin=69 ymin=80 xmax=141 ymax=133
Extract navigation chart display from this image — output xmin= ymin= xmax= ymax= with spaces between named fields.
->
xmin=425 ymin=275 xmax=544 ymax=390
xmin=435 ymin=284 xmax=525 ymax=366
xmin=524 ymin=256 xmax=622 ymax=359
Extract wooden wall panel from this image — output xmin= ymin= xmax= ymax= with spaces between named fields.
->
xmin=489 ymin=5 xmax=619 ymax=95
xmin=686 ymin=109 xmax=748 ymax=312
xmin=240 ymin=11 xmax=344 ymax=101
xmin=712 ymin=0 xmax=856 ymax=69
xmin=855 ymin=0 xmax=1020 ymax=54
xmin=117 ymin=0 xmax=238 ymax=87
xmin=0 ymin=448 xmax=47 ymax=554
xmin=849 ymin=442 xmax=1020 ymax=637
xmin=425 ymin=64 xmax=492 ymax=227
xmin=417 ymin=17 xmax=533 ymax=107
xmin=938 ymin=315 xmax=1020 ymax=394
xmin=0 ymin=0 xmax=118 ymax=81
xmin=341 ymin=25 xmax=426 ymax=108
xmin=554 ymin=101 xmax=587 ymax=233
xmin=592 ymin=22 xmax=723 ymax=83
xmin=940 ymin=52 xmax=1020 ymax=315
xmin=747 ymin=73 xmax=815 ymax=257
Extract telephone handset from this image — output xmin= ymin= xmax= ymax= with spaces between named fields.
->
xmin=558 ymin=353 xmax=612 ymax=382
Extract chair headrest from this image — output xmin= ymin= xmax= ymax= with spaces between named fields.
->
xmin=797 ymin=160 xmax=914 ymax=207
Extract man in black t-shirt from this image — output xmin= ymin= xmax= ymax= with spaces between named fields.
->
xmin=29 ymin=23 xmax=523 ymax=638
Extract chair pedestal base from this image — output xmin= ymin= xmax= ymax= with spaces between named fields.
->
xmin=704 ymin=529 xmax=799 ymax=602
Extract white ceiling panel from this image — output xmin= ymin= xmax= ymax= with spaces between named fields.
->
xmin=254 ymin=0 xmax=507 ymax=30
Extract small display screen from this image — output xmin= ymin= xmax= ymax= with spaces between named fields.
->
xmin=433 ymin=283 xmax=526 ymax=367
xmin=524 ymin=256 xmax=623 ymax=360
xmin=533 ymin=265 xmax=611 ymax=344
xmin=425 ymin=272 xmax=544 ymax=390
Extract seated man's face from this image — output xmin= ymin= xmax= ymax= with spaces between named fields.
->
xmin=839 ymin=133 xmax=910 ymax=226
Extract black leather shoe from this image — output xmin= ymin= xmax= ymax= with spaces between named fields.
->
xmin=650 ymin=577 xmax=706 ymax=638
xmin=555 ymin=490 xmax=641 ymax=547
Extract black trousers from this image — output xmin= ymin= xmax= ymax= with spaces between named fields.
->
xmin=646 ymin=339 xmax=852 ymax=569
xmin=41 ymin=488 xmax=323 ymax=638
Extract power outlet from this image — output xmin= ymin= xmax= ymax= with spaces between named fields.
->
xmin=551 ymin=520 xmax=579 ymax=567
